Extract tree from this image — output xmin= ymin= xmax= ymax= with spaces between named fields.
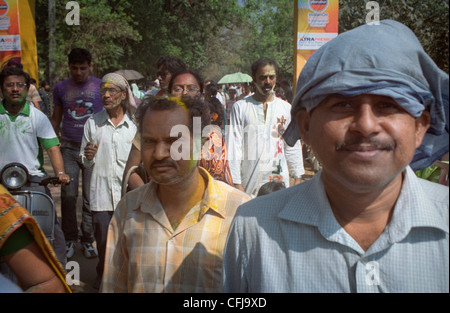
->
xmin=36 ymin=0 xmax=141 ymax=84
xmin=36 ymin=1 xmax=448 ymax=86
xmin=238 ymin=0 xmax=295 ymax=82
xmin=339 ymin=0 xmax=449 ymax=73
xmin=119 ymin=0 xmax=245 ymax=81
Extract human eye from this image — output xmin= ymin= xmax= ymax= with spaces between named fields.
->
xmin=330 ymin=100 xmax=353 ymax=111
xmin=142 ymin=137 xmax=156 ymax=147
xmin=376 ymin=99 xmax=404 ymax=114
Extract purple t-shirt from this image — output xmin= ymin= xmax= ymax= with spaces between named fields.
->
xmin=53 ymin=76 xmax=103 ymax=143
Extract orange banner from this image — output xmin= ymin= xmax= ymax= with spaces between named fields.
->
xmin=293 ymin=0 xmax=339 ymax=90
xmin=0 ymin=0 xmax=21 ymax=69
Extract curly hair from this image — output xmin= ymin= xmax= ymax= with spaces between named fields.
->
xmin=137 ymin=95 xmax=210 ymax=135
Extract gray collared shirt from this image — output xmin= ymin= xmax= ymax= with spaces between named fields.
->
xmin=223 ymin=166 xmax=449 ymax=293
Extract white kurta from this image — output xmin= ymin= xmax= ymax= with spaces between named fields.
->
xmin=227 ymin=96 xmax=304 ymax=197
xmin=80 ymin=110 xmax=137 ymax=211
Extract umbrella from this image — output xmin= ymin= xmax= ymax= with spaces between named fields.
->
xmin=114 ymin=69 xmax=145 ymax=81
xmin=218 ymin=72 xmax=252 ymax=84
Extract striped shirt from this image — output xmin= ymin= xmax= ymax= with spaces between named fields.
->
xmin=101 ymin=167 xmax=250 ymax=293
xmin=223 ymin=167 xmax=449 ymax=293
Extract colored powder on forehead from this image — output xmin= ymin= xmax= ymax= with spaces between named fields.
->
xmin=168 ymin=96 xmax=188 ymax=110
xmin=262 ymin=71 xmax=276 ymax=76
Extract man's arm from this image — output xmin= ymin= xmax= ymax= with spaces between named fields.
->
xmin=122 ymin=144 xmax=145 ymax=194
xmin=227 ymin=102 xmax=244 ymax=192
xmin=50 ymin=105 xmax=63 ymax=132
xmin=223 ymin=214 xmax=248 ymax=292
xmin=46 ymin=145 xmax=70 ymax=185
xmin=284 ymin=139 xmax=305 ymax=185
xmin=100 ymin=201 xmax=129 ymax=292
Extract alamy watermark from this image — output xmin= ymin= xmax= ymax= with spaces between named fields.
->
xmin=65 ymin=261 xmax=80 ymax=286
xmin=65 ymin=1 xmax=80 ymax=26
xmin=366 ymin=1 xmax=380 ymax=25
xmin=365 ymin=261 xmax=381 ymax=286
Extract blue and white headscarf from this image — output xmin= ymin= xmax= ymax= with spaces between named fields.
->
xmin=284 ymin=20 xmax=449 ymax=171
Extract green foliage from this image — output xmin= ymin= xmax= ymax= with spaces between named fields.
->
xmin=339 ymin=0 xmax=449 ymax=73
xmin=36 ymin=1 xmax=448 ymax=86
xmin=415 ymin=162 xmax=448 ymax=183
xmin=36 ymin=0 xmax=141 ymax=83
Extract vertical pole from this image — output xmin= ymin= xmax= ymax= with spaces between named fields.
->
xmin=48 ymin=0 xmax=56 ymax=87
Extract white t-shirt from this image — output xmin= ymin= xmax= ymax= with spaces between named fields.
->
xmin=0 ymin=102 xmax=59 ymax=177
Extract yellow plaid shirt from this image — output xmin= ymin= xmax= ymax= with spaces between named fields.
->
xmin=101 ymin=167 xmax=250 ymax=293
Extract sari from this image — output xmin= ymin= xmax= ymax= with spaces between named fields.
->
xmin=0 ymin=184 xmax=71 ymax=292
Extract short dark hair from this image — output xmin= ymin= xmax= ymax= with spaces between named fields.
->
xmin=68 ymin=48 xmax=92 ymax=65
xmin=251 ymin=57 xmax=278 ymax=78
xmin=256 ymin=181 xmax=286 ymax=197
xmin=137 ymin=96 xmax=210 ymax=136
xmin=168 ymin=69 xmax=204 ymax=94
xmin=156 ymin=56 xmax=187 ymax=75
xmin=0 ymin=67 xmax=31 ymax=91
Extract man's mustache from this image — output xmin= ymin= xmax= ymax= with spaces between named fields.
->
xmin=336 ymin=138 xmax=395 ymax=151
xmin=151 ymin=159 xmax=177 ymax=168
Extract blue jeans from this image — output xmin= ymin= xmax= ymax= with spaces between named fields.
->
xmin=60 ymin=140 xmax=94 ymax=244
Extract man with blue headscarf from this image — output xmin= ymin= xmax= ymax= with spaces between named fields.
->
xmin=223 ymin=20 xmax=449 ymax=293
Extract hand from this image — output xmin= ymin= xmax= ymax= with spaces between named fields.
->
xmin=57 ymin=173 xmax=71 ymax=186
xmin=84 ymin=142 xmax=98 ymax=161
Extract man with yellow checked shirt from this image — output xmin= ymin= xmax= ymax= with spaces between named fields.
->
xmin=101 ymin=96 xmax=250 ymax=293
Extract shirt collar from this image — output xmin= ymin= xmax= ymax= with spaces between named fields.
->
xmin=98 ymin=109 xmax=133 ymax=128
xmin=279 ymin=166 xmax=448 ymax=244
xmin=135 ymin=167 xmax=227 ymax=220
xmin=0 ymin=100 xmax=30 ymax=116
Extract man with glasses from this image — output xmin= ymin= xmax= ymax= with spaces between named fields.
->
xmin=50 ymin=48 xmax=104 ymax=260
xmin=80 ymin=73 xmax=137 ymax=289
xmin=0 ymin=66 xmax=70 ymax=264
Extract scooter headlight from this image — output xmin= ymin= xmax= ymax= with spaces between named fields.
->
xmin=1 ymin=163 xmax=29 ymax=190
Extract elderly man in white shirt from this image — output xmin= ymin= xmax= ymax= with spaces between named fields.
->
xmin=80 ymin=73 xmax=137 ymax=289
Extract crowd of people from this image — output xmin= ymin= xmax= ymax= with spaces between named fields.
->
xmin=0 ymin=20 xmax=448 ymax=293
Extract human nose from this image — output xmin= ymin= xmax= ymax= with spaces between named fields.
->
xmin=350 ymin=104 xmax=381 ymax=137
xmin=153 ymin=142 xmax=171 ymax=160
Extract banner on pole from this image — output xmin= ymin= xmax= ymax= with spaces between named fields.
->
xmin=294 ymin=0 xmax=339 ymax=89
xmin=0 ymin=0 xmax=21 ymax=69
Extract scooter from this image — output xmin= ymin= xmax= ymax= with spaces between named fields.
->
xmin=1 ymin=162 xmax=63 ymax=247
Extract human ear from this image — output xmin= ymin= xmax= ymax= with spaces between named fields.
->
xmin=295 ymin=109 xmax=311 ymax=145
xmin=414 ymin=110 xmax=431 ymax=149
